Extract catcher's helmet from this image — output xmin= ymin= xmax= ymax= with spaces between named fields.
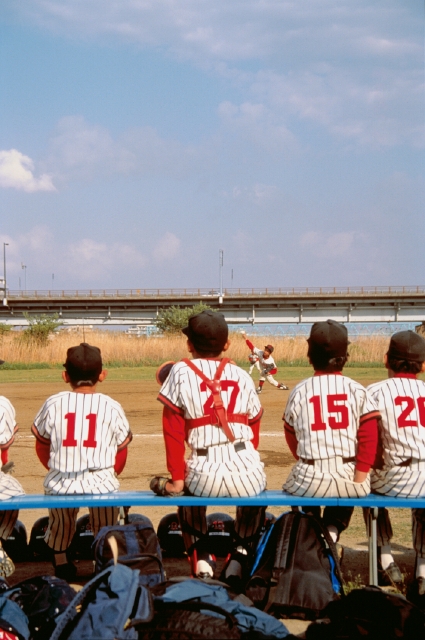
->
xmin=69 ymin=514 xmax=95 ymax=561
xmin=2 ymin=520 xmax=28 ymax=563
xmin=207 ymin=512 xmax=234 ymax=557
xmin=157 ymin=512 xmax=185 ymax=557
xmin=28 ymin=516 xmax=53 ymax=561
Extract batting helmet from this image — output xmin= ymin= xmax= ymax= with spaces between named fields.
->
xmin=126 ymin=513 xmax=154 ymax=528
xmin=157 ymin=512 xmax=186 ymax=557
xmin=2 ymin=520 xmax=28 ymax=563
xmin=206 ymin=512 xmax=234 ymax=557
xmin=68 ymin=514 xmax=95 ymax=561
xmin=28 ymin=516 xmax=53 ymax=562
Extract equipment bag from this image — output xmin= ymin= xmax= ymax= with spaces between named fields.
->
xmin=50 ymin=561 xmax=153 ymax=640
xmin=137 ymin=578 xmax=291 ymax=639
xmin=246 ymin=510 xmax=344 ymax=620
xmin=305 ymin=585 xmax=425 ymax=640
xmin=93 ymin=516 xmax=165 ymax=587
xmin=3 ymin=576 xmax=77 ymax=640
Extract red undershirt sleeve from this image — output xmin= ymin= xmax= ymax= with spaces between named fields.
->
xmin=35 ymin=439 xmax=50 ymax=470
xmin=163 ymin=406 xmax=186 ymax=481
xmin=246 ymin=339 xmax=255 ymax=351
xmin=284 ymin=420 xmax=299 ymax=459
xmin=1 ymin=449 xmax=8 ymax=465
xmin=114 ymin=447 xmax=127 ymax=474
xmin=356 ymin=416 xmax=379 ymax=473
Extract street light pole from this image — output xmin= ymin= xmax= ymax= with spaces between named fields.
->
xmin=219 ymin=249 xmax=224 ymax=304
xmin=3 ymin=243 xmax=8 ymax=306
xmin=21 ymin=263 xmax=27 ymax=292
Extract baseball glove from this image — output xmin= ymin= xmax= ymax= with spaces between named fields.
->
xmin=150 ymin=476 xmax=185 ymax=497
xmin=155 ymin=361 xmax=176 ymax=385
xmin=1 ymin=461 xmax=14 ymax=474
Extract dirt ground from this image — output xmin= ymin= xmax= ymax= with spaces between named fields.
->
xmin=0 ymin=375 xmax=417 ymax=636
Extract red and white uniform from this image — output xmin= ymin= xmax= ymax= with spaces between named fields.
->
xmin=283 ymin=373 xmax=379 ymax=498
xmin=248 ymin=353 xmax=261 ymax=375
xmin=0 ymin=397 xmax=24 ymax=502
xmin=245 ymin=340 xmax=279 ymax=387
xmin=368 ymin=375 xmax=425 ymax=497
xmin=32 ymin=391 xmax=132 ymax=495
xmin=158 ymin=358 xmax=266 ymax=497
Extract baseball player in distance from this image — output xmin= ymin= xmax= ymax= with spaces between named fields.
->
xmin=0 ymin=358 xmax=25 ymax=577
xmin=365 ymin=331 xmax=425 ymax=601
xmin=32 ymin=343 xmax=132 ymax=580
xmin=240 ymin=331 xmax=288 ymax=393
xmin=154 ymin=310 xmax=267 ymax=589
xmin=248 ymin=352 xmax=261 ymax=376
xmin=283 ymin=320 xmax=379 ymax=545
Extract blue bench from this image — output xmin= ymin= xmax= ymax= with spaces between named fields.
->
xmin=3 ymin=491 xmax=424 ymax=586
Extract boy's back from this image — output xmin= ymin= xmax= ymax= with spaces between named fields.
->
xmin=33 ymin=390 xmax=131 ymax=478
xmin=368 ymin=376 xmax=425 ymax=466
xmin=286 ymin=373 xmax=377 ymax=462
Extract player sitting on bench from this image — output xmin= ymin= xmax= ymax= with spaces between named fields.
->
xmin=32 ymin=343 xmax=132 ymax=580
xmin=152 ymin=310 xmax=267 ymax=590
xmin=282 ymin=319 xmax=380 ymax=548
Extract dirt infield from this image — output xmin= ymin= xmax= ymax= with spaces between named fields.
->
xmin=0 ymin=374 xmax=416 ymax=592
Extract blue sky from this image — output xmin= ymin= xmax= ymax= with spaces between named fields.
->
xmin=0 ymin=1 xmax=423 ymax=291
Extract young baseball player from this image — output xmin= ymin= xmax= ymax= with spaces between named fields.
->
xmin=365 ymin=330 xmax=425 ymax=600
xmin=240 ymin=331 xmax=288 ymax=393
xmin=0 ymin=358 xmax=25 ymax=577
xmin=32 ymin=343 xmax=132 ymax=580
xmin=283 ymin=320 xmax=379 ymax=543
xmin=248 ymin=352 xmax=261 ymax=376
xmin=153 ymin=310 xmax=267 ymax=587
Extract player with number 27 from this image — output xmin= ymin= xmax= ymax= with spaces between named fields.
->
xmin=32 ymin=342 xmax=132 ymax=580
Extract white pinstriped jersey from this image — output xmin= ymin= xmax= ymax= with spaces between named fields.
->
xmin=367 ymin=376 xmax=425 ymax=465
xmin=159 ymin=359 xmax=262 ymax=450
xmin=33 ymin=391 xmax=131 ymax=474
xmin=0 ymin=397 xmax=18 ymax=448
xmin=0 ymin=396 xmax=25 ymax=500
xmin=284 ymin=374 xmax=377 ymax=460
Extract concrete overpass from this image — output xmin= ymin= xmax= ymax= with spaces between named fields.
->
xmin=1 ymin=286 xmax=425 ymax=328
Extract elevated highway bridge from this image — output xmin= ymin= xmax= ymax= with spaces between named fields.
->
xmin=1 ymin=286 xmax=425 ymax=328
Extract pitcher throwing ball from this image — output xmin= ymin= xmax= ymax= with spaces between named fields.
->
xmin=240 ymin=331 xmax=288 ymax=393
xmin=153 ymin=310 xmax=267 ymax=588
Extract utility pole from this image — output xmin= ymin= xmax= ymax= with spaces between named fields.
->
xmin=3 ymin=243 xmax=8 ymax=306
xmin=219 ymin=249 xmax=224 ymax=305
xmin=21 ymin=263 xmax=27 ymax=292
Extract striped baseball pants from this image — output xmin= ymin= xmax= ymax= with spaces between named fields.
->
xmin=0 ymin=510 xmax=18 ymax=541
xmin=45 ymin=507 xmax=119 ymax=552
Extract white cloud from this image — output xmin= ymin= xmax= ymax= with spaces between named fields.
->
xmin=67 ymin=238 xmax=148 ymax=280
xmin=152 ymin=232 xmax=181 ymax=263
xmin=0 ymin=149 xmax=56 ymax=192
xmin=300 ymin=231 xmax=357 ymax=259
xmin=46 ymin=116 xmax=205 ymax=181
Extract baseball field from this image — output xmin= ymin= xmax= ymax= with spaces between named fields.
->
xmin=0 ymin=341 xmax=418 ymax=593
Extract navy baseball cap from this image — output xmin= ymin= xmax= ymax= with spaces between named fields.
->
xmin=307 ymin=320 xmax=349 ymax=358
xmin=387 ymin=331 xmax=425 ymax=363
xmin=182 ymin=310 xmax=228 ymax=354
xmin=64 ymin=343 xmax=102 ymax=374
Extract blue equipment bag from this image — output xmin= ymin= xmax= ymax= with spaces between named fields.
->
xmin=93 ymin=516 xmax=165 ymax=587
xmin=246 ymin=510 xmax=344 ymax=620
xmin=50 ymin=562 xmax=154 ymax=640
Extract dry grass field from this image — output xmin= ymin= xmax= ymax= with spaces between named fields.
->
xmin=0 ymin=327 xmax=392 ymax=367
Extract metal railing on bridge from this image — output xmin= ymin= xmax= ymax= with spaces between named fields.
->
xmin=5 ymin=286 xmax=425 ymax=299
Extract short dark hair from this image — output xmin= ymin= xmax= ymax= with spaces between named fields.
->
xmin=64 ymin=343 xmax=102 ymax=386
xmin=387 ymin=357 xmax=423 ymax=375
xmin=182 ymin=310 xmax=228 ymax=356
xmin=308 ymin=346 xmax=348 ymax=372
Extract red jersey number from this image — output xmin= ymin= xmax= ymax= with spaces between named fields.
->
xmin=395 ymin=396 xmax=425 ymax=428
xmin=63 ymin=413 xmax=98 ymax=448
xmin=200 ymin=381 xmax=240 ymax=415
xmin=309 ymin=394 xmax=349 ymax=431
